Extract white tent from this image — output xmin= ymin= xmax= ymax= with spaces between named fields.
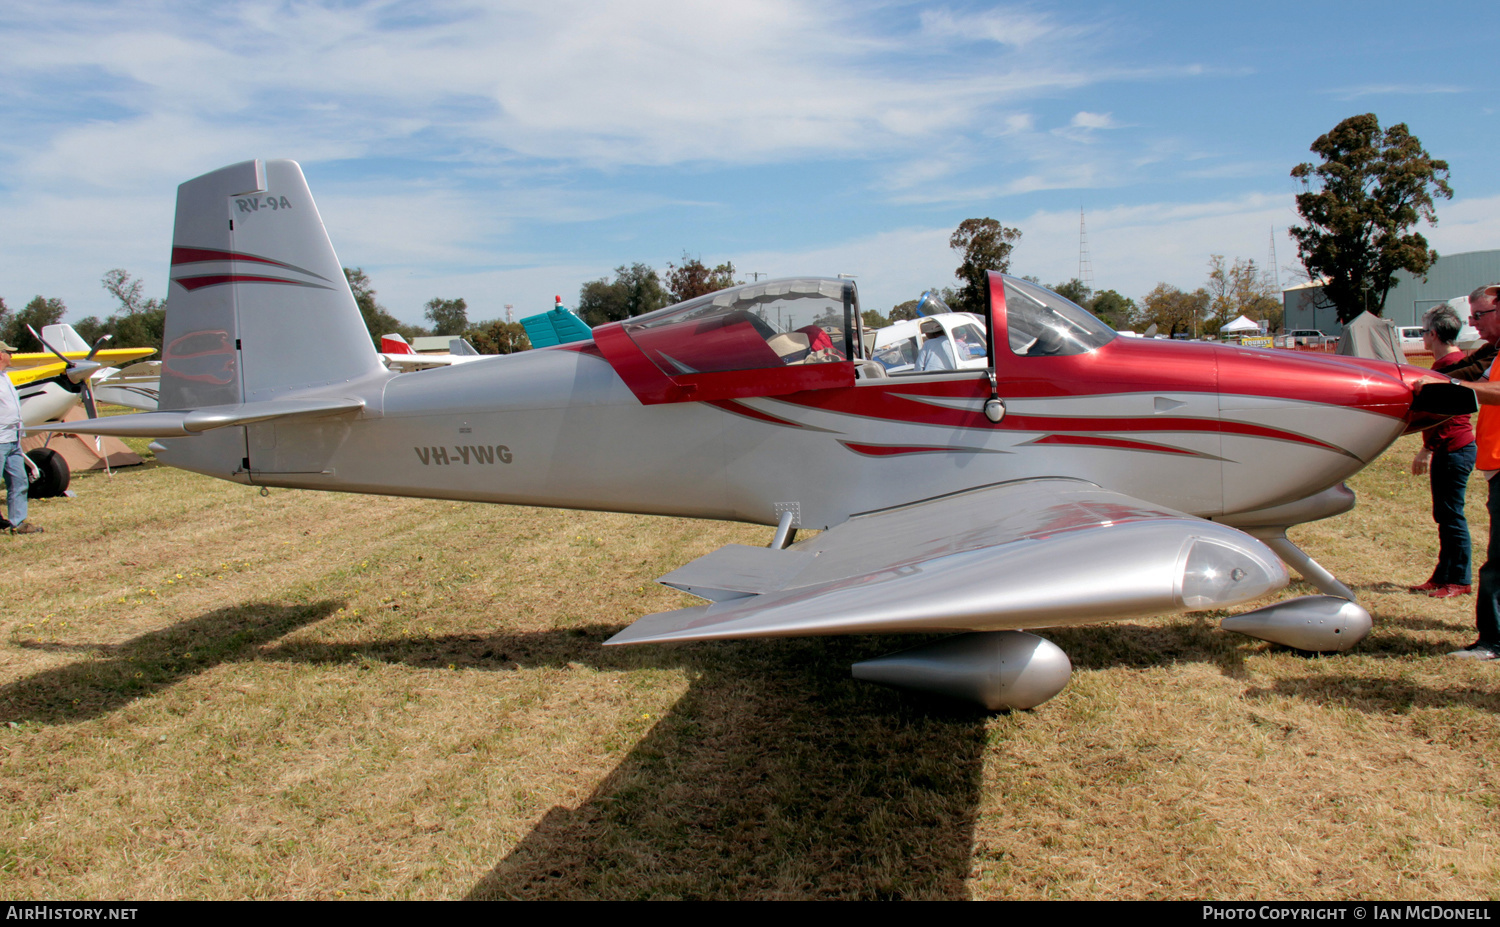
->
xmin=1221 ymin=315 xmax=1261 ymax=334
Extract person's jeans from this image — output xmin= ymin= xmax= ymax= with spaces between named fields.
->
xmin=1 ymin=442 xmax=27 ymax=526
xmin=1430 ymin=442 xmax=1476 ymax=585
xmin=1477 ymin=476 xmax=1500 ymax=645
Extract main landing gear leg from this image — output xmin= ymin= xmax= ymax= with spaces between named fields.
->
xmin=1220 ymin=528 xmax=1371 ymax=652
xmin=1246 ymin=528 xmax=1356 ymax=601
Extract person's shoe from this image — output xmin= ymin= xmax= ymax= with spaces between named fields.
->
xmin=10 ymin=522 xmax=43 ymax=536
xmin=1410 ymin=580 xmax=1442 ymax=593
xmin=1431 ymin=584 xmax=1474 ymax=598
xmin=1448 ymin=641 xmax=1500 ymax=660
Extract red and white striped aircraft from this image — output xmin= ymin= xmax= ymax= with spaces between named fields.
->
xmin=60 ymin=160 xmax=1464 ymax=709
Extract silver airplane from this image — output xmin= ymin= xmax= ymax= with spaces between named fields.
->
xmin=60 ymin=159 xmax=1462 ymax=710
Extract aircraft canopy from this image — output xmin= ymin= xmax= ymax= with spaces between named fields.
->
xmin=622 ymin=278 xmax=858 ymax=377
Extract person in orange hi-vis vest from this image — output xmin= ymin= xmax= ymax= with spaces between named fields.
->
xmin=1438 ymin=284 xmax=1500 ymax=659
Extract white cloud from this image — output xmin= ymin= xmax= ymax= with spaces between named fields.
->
xmin=918 ymin=6 xmax=1087 ymax=48
xmin=1068 ymin=111 xmax=1114 ymax=130
xmin=1325 ymin=83 xmax=1467 ymax=101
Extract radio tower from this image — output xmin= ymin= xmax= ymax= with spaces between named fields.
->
xmin=1264 ymin=227 xmax=1281 ymax=293
xmin=1078 ymin=207 xmax=1095 ymax=293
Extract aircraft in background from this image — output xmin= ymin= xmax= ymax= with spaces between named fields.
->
xmin=8 ymin=326 xmax=157 ymax=422
xmin=378 ymin=333 xmax=485 ymax=372
xmin=58 ymin=159 xmax=1471 ymax=710
xmin=521 ymin=298 xmax=593 ymax=348
xmin=6 ymin=325 xmax=158 ymax=494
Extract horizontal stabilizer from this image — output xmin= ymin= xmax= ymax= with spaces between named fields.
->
xmin=608 ymin=479 xmax=1288 ymax=646
xmin=30 ymin=397 xmax=364 ymax=437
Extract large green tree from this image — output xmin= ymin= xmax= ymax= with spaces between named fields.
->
xmin=424 ymin=297 xmax=469 ymax=337
xmin=665 ymin=254 xmax=740 ymax=304
xmin=1289 ymin=113 xmax=1452 ymax=323
xmin=577 ymin=263 xmax=669 ymax=327
xmin=949 ymin=218 xmax=1021 ymax=315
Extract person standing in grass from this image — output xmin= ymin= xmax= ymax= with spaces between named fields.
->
xmin=0 ymin=341 xmax=43 ymax=536
xmin=1439 ymin=285 xmax=1500 ymax=659
xmin=1410 ymin=306 xmax=1476 ymax=599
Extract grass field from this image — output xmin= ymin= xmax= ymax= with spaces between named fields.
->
xmin=2 ymin=427 xmax=1499 ymax=900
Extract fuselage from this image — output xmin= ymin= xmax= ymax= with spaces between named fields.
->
xmin=157 ymin=332 xmax=1419 ymax=532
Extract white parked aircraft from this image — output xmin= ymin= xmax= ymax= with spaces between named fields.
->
xmin=378 ymin=333 xmax=485 ymax=372
xmin=57 ymin=160 xmax=1468 ymax=709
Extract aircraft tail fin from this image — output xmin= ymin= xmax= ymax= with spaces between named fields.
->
xmin=521 ymin=305 xmax=593 ymax=348
xmin=380 ymin=333 xmax=415 ymax=354
xmin=41 ymin=324 xmax=91 ymax=354
xmin=161 ymin=159 xmax=383 ymax=412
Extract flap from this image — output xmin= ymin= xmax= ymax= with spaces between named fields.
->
xmin=657 ymin=544 xmax=817 ymax=601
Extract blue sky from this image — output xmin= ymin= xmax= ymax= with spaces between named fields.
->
xmin=2 ymin=0 xmax=1496 ymax=327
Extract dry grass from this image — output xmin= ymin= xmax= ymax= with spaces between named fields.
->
xmin=1 ymin=427 xmax=1499 ymax=900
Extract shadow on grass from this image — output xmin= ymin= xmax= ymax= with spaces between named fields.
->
xmin=270 ymin=629 xmax=989 ymax=899
xmin=0 ymin=600 xmax=340 ymax=724
xmin=1244 ymin=673 xmax=1500 ymax=715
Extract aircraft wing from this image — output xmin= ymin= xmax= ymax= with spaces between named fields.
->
xmin=382 ymin=354 xmax=456 ymax=371
xmin=92 ymin=361 xmax=162 ymax=411
xmin=6 ymin=362 xmax=68 ymax=387
xmin=8 ymin=347 xmax=155 ymax=370
xmin=606 ymin=479 xmax=1288 ymax=646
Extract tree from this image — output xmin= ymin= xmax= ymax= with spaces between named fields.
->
xmin=1049 ymin=278 xmax=1092 ymax=308
xmin=1289 ymin=113 xmax=1452 ymax=323
xmin=1089 ymin=290 xmax=1139 ymax=331
xmin=888 ymin=299 xmax=920 ymax=323
xmin=1140 ymin=283 xmax=1210 ymax=338
xmin=102 ymin=268 xmax=162 ymax=316
xmin=1204 ymin=255 xmax=1281 ymax=335
xmin=861 ymin=308 xmax=889 ymax=329
xmin=0 ymin=296 xmax=67 ymax=351
xmin=949 ymin=218 xmax=1021 ymax=315
xmin=424 ymin=297 xmax=469 ymax=337
xmin=73 ymin=270 xmax=167 ymax=353
xmin=576 ymin=263 xmax=669 ymax=327
xmin=345 ymin=268 xmax=425 ymax=346
xmin=468 ymin=320 xmax=531 ymax=355
xmin=665 ymin=254 xmax=740 ymax=304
